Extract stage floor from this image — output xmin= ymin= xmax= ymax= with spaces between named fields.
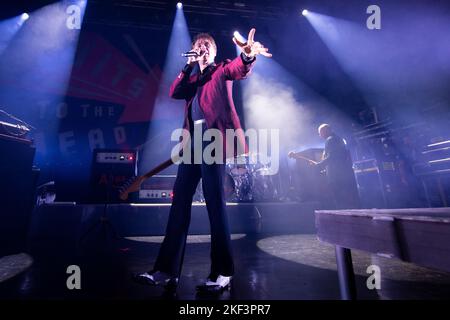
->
xmin=1 ymin=202 xmax=450 ymax=300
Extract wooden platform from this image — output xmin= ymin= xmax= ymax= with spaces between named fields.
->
xmin=315 ymin=207 xmax=450 ymax=299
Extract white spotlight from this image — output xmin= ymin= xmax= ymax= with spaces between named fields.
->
xmin=21 ymin=13 xmax=30 ymax=20
xmin=233 ymin=31 xmax=246 ymax=44
xmin=177 ymin=2 xmax=182 ymax=9
xmin=302 ymin=9 xmax=308 ymax=16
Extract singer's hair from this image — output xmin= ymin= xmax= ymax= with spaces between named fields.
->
xmin=192 ymin=33 xmax=217 ymax=52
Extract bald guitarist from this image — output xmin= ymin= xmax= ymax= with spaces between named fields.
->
xmin=290 ymin=124 xmax=360 ymax=209
xmin=315 ymin=124 xmax=358 ymax=206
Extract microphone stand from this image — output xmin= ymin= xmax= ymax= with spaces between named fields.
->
xmin=0 ymin=109 xmax=36 ymax=131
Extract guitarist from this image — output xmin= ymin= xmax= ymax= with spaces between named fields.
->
xmin=315 ymin=124 xmax=360 ymax=209
xmin=134 ymin=29 xmax=271 ymax=292
xmin=288 ymin=124 xmax=360 ymax=209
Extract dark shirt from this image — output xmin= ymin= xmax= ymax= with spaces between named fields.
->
xmin=190 ymin=93 xmax=204 ymax=122
xmin=189 ymin=63 xmax=215 ymax=122
xmin=316 ymin=133 xmax=360 ymax=209
xmin=317 ymin=134 xmax=353 ymax=179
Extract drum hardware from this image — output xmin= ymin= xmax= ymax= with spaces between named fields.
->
xmin=222 ymin=153 xmax=278 ymax=202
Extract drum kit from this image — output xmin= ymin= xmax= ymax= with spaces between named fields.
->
xmin=193 ymin=153 xmax=279 ymax=202
xmin=223 ymin=153 xmax=278 ymax=202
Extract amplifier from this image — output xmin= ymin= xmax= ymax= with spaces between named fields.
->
xmin=139 ymin=189 xmax=173 ymax=199
xmin=95 ymin=151 xmax=135 ymax=164
xmin=138 ymin=175 xmax=175 ymax=202
xmin=0 ymin=133 xmax=37 ymax=254
xmin=88 ymin=149 xmax=138 ymax=203
xmin=353 ymin=158 xmax=404 ymax=208
xmin=353 ymin=159 xmax=379 ymax=174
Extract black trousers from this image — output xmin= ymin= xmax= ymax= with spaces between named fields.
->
xmin=153 ymin=143 xmax=234 ymax=278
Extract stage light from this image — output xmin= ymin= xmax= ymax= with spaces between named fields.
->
xmin=302 ymin=9 xmax=308 ymax=16
xmin=233 ymin=31 xmax=246 ymax=44
xmin=139 ymin=0 xmax=191 ymax=174
xmin=21 ymin=13 xmax=29 ymax=20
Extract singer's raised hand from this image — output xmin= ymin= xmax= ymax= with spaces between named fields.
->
xmin=187 ymin=51 xmax=202 ymax=65
xmin=233 ymin=28 xmax=272 ymax=58
xmin=187 ymin=46 xmax=206 ymax=66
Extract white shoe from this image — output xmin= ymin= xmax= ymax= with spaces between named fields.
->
xmin=197 ymin=275 xmax=232 ymax=292
xmin=134 ymin=270 xmax=178 ymax=287
xmin=205 ymin=275 xmax=232 ymax=287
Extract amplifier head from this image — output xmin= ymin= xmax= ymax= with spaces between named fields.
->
xmin=88 ymin=149 xmax=138 ymax=203
xmin=138 ymin=175 xmax=176 ymax=203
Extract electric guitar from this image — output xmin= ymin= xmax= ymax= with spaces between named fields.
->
xmin=288 ymin=151 xmax=319 ymax=165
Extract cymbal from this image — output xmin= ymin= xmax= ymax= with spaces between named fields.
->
xmin=225 ymin=152 xmax=271 ymax=165
xmin=255 ymin=167 xmax=277 ymax=176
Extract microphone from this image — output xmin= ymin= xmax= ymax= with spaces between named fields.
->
xmin=181 ymin=50 xmax=204 ymax=57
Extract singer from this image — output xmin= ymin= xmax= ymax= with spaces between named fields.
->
xmin=134 ymin=28 xmax=271 ymax=293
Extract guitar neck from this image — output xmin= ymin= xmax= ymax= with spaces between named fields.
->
xmin=142 ymin=157 xmax=175 ymax=179
xmin=292 ymin=154 xmax=318 ymax=164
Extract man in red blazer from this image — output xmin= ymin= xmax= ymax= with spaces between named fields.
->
xmin=135 ymin=28 xmax=271 ymax=292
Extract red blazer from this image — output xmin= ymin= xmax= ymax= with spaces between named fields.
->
xmin=169 ymin=55 xmax=255 ymax=159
